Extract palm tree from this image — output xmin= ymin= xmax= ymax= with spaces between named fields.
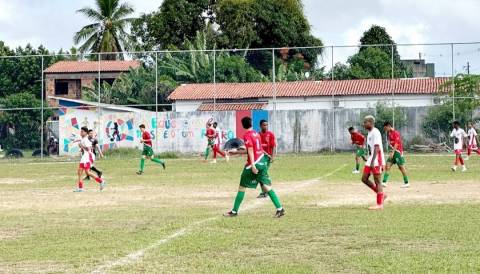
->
xmin=74 ymin=0 xmax=135 ymax=60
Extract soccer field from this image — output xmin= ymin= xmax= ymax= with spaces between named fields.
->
xmin=1 ymin=153 xmax=480 ymax=273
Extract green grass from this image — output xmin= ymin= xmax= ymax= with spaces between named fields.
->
xmin=0 ymin=153 xmax=479 ymax=273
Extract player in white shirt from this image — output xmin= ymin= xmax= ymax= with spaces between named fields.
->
xmin=211 ymin=122 xmax=229 ymax=164
xmin=450 ymin=121 xmax=468 ymax=172
xmin=466 ymin=122 xmax=480 ymax=159
xmin=74 ymin=127 xmax=106 ymax=192
xmin=361 ymin=115 xmax=387 ymax=210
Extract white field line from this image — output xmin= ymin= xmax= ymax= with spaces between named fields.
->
xmin=90 ymin=164 xmax=347 ymax=274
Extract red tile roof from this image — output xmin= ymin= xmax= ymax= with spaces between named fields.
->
xmin=168 ymin=78 xmax=449 ymax=101
xmin=197 ymin=102 xmax=266 ymax=111
xmin=44 ymin=60 xmax=140 ymax=74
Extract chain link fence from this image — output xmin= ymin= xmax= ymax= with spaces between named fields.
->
xmin=1 ymin=42 xmax=479 ymax=161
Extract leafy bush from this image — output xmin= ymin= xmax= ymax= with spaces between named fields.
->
xmin=0 ymin=93 xmax=52 ymax=150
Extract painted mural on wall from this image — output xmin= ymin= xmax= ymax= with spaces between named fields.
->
xmin=58 ymin=107 xmax=237 ymax=155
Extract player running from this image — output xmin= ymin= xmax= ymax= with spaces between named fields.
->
xmin=348 ymin=127 xmax=367 ymax=174
xmin=257 ymin=119 xmax=276 ymax=198
xmin=74 ymin=127 xmax=106 ymax=192
xmin=466 ymin=122 xmax=480 ymax=160
xmin=382 ymin=122 xmax=409 ymax=188
xmin=136 ymin=124 xmax=165 ymax=175
xmin=204 ymin=121 xmax=216 ymax=162
xmin=361 ymin=116 xmax=386 ymax=210
xmin=84 ymin=129 xmax=103 ymax=181
xmin=211 ymin=122 xmax=229 ymax=164
xmin=450 ymin=121 xmax=467 ymax=172
xmin=224 ymin=117 xmax=285 ymax=218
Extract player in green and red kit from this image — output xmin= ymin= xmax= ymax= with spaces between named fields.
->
xmin=383 ymin=122 xmax=409 ymax=188
xmin=136 ymin=124 xmax=165 ymax=175
xmin=348 ymin=127 xmax=367 ymax=174
xmin=257 ymin=119 xmax=276 ymax=198
xmin=204 ymin=121 xmax=216 ymax=162
xmin=224 ymin=117 xmax=285 ymax=218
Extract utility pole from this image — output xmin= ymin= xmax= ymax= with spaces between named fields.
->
xmin=464 ymin=61 xmax=470 ymax=74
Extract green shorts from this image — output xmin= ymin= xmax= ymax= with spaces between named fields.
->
xmin=240 ymin=156 xmax=271 ymax=189
xmin=142 ymin=145 xmax=154 ymax=157
xmin=356 ymin=148 xmax=366 ymax=157
xmin=207 ymin=140 xmax=215 ymax=146
xmin=387 ymin=151 xmax=405 ymax=166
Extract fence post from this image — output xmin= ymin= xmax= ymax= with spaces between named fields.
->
xmin=331 ymin=46 xmax=335 ymax=152
xmin=213 ymin=49 xmax=216 ymax=112
xmin=41 ymin=56 xmax=44 ymax=159
xmin=451 ymin=43 xmax=455 ymax=121
xmin=272 ymin=49 xmax=278 ymax=153
xmin=391 ymin=44 xmax=395 ymax=128
xmin=97 ymin=53 xmax=101 ymax=140
xmin=155 ymin=52 xmax=159 ymax=152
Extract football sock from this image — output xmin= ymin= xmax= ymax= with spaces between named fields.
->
xmin=267 ymin=190 xmax=282 ymax=210
xmin=78 ymin=181 xmax=83 ymax=189
xmin=377 ymin=192 xmax=384 ymax=206
xmin=355 ymin=163 xmax=360 ymax=171
xmin=204 ymin=147 xmax=210 ymax=160
xmin=403 ymin=175 xmax=409 ymax=184
xmin=232 ymin=191 xmax=245 ymax=213
xmin=151 ymin=158 xmax=164 ymax=165
xmin=383 ymin=173 xmax=390 ymax=183
xmin=459 ymin=157 xmax=464 ymax=165
xmin=364 ymin=180 xmax=378 ymax=193
xmin=140 ymin=158 xmax=145 ymax=172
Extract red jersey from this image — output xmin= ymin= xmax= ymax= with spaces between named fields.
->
xmin=243 ymin=129 xmax=264 ymax=167
xmin=206 ymin=128 xmax=216 ymax=141
xmin=388 ymin=130 xmax=403 ymax=153
xmin=142 ymin=131 xmax=152 ymax=147
xmin=260 ymin=130 xmax=276 ymax=156
xmin=351 ymin=132 xmax=365 ymax=146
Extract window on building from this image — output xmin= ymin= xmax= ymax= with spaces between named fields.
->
xmin=101 ymin=78 xmax=116 ymax=86
xmin=55 ymin=80 xmax=69 ymax=95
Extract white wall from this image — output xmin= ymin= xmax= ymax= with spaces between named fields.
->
xmin=174 ymin=100 xmax=203 ymax=112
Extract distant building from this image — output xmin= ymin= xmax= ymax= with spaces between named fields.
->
xmin=44 ymin=60 xmax=140 ymax=106
xmin=168 ymin=78 xmax=449 ymax=112
xmin=401 ymin=58 xmax=435 ymax=78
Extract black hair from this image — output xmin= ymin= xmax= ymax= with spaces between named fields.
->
xmin=383 ymin=121 xmax=392 ymax=127
xmin=80 ymin=127 xmax=89 ymax=133
xmin=139 ymin=124 xmax=145 ymax=129
xmin=241 ymin=116 xmax=252 ymax=129
xmin=453 ymin=121 xmax=460 ymax=126
xmin=260 ymin=119 xmax=268 ymax=126
xmin=213 ymin=122 xmax=218 ymax=127
xmin=348 ymin=126 xmax=354 ymax=131
xmin=88 ymin=129 xmax=93 ymax=133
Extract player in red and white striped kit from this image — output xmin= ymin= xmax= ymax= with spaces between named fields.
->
xmin=74 ymin=127 xmax=106 ymax=192
xmin=466 ymin=122 xmax=480 ymax=160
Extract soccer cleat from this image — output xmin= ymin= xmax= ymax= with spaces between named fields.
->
xmin=257 ymin=192 xmax=268 ymax=199
xmin=400 ymin=183 xmax=410 ymax=188
xmin=223 ymin=211 xmax=238 ymax=217
xmin=352 ymin=170 xmax=360 ymax=174
xmin=274 ymin=208 xmax=285 ymax=218
xmin=136 ymin=171 xmax=143 ymax=175
xmin=382 ymin=182 xmax=388 ymax=187
xmin=73 ymin=188 xmax=84 ymax=193
xmin=462 ymin=166 xmax=467 ymax=172
xmin=99 ymin=180 xmax=106 ymax=191
xmin=161 ymin=162 xmax=166 ymax=170
xmin=451 ymin=166 xmax=457 ymax=172
xmin=368 ymin=205 xmax=384 ymax=210
xmin=210 ymin=159 xmax=217 ymax=164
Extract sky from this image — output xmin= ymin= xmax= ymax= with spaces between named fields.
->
xmin=1 ymin=0 xmax=479 ymax=75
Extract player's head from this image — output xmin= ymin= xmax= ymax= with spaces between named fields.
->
xmin=383 ymin=121 xmax=393 ymax=132
xmin=468 ymin=122 xmax=473 ymax=128
xmin=453 ymin=120 xmax=460 ymax=129
xmin=139 ymin=124 xmax=146 ymax=132
xmin=241 ymin=116 xmax=252 ymax=129
xmin=348 ymin=126 xmax=355 ymax=134
xmin=213 ymin=122 xmax=218 ymax=128
xmin=88 ymin=129 xmax=95 ymax=138
xmin=80 ymin=127 xmax=89 ymax=137
xmin=260 ymin=120 xmax=268 ymax=132
xmin=363 ymin=115 xmax=375 ymax=131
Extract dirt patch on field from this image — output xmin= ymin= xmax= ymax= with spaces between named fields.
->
xmin=0 ymin=178 xmax=36 ymax=185
xmin=308 ymin=181 xmax=480 ymax=207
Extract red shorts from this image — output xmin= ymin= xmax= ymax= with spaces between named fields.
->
xmin=79 ymin=162 xmax=91 ymax=170
xmin=454 ymin=149 xmax=463 ymax=155
xmin=363 ymin=165 xmax=383 ymax=175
